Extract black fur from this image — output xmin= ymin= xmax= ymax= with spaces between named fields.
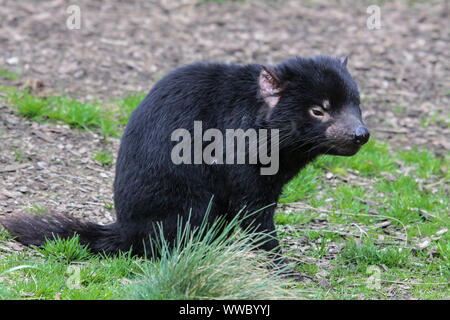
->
xmin=1 ymin=56 xmax=368 ymax=266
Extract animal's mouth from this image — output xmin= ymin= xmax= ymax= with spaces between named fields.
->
xmin=322 ymin=124 xmax=370 ymax=157
xmin=323 ymin=141 xmax=363 ymax=156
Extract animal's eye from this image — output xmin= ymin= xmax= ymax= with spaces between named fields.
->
xmin=312 ymin=109 xmax=324 ymax=116
xmin=309 ymin=107 xmax=326 ymax=119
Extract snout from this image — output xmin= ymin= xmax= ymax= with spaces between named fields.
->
xmin=324 ymin=122 xmax=370 ymax=157
xmin=353 ymin=125 xmax=370 ymax=146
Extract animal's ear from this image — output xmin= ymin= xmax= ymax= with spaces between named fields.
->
xmin=340 ymin=56 xmax=348 ymax=67
xmin=259 ymin=65 xmax=284 ymax=108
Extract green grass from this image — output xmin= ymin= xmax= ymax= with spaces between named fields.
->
xmin=0 ymin=84 xmax=448 ymax=299
xmin=128 ymin=209 xmax=294 ymax=300
xmin=276 ymin=138 xmax=449 ymax=299
xmin=37 ymin=235 xmax=92 ymax=263
xmin=279 ymin=139 xmax=400 ymax=204
xmin=25 ymin=204 xmax=48 ymax=216
xmin=340 ymin=238 xmax=411 ymax=268
xmin=0 ymin=86 xmax=147 ymax=139
xmin=0 ymin=68 xmax=19 ymax=80
xmin=1 ymin=136 xmax=446 ymax=299
xmin=0 ymin=86 xmax=119 ymax=137
xmin=0 ymin=210 xmax=294 ymax=300
xmin=0 ymin=248 xmax=141 ymax=299
xmin=117 ymin=92 xmax=147 ymax=126
xmin=94 ymin=150 xmax=114 ymax=166
xmin=11 ymin=146 xmax=25 ymax=163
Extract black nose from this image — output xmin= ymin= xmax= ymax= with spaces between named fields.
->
xmin=354 ymin=126 xmax=370 ymax=145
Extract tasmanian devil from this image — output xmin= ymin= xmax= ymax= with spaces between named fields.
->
xmin=1 ymin=55 xmax=369 ymax=273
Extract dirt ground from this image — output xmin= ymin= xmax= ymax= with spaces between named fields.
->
xmin=0 ymin=0 xmax=449 ymax=251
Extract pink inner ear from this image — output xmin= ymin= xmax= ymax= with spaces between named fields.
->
xmin=265 ymin=95 xmax=280 ymax=108
xmin=259 ymin=68 xmax=282 ymax=108
xmin=260 ymin=74 xmax=279 ymax=95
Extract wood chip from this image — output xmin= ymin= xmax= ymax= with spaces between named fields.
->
xmin=0 ymin=190 xmax=14 ymax=198
xmin=0 ymin=163 xmax=31 ymax=173
xmin=317 ymin=278 xmax=331 ymax=288
xmin=32 ymin=130 xmax=54 ymax=143
xmin=416 ymin=237 xmax=431 ymax=250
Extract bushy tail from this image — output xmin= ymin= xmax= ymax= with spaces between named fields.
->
xmin=0 ymin=213 xmax=123 ymax=254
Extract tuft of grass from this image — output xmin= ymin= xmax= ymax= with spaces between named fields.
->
xmin=0 ymin=86 xmax=121 ymax=138
xmin=127 ymin=207 xmax=295 ymax=300
xmin=104 ymin=201 xmax=114 ymax=211
xmin=38 ymin=235 xmax=92 ymax=263
xmin=0 ymin=86 xmax=152 ymax=138
xmin=25 ymin=204 xmax=48 ymax=216
xmin=94 ymin=150 xmax=114 ymax=166
xmin=0 ymin=230 xmax=12 ymax=242
xmin=11 ymin=146 xmax=25 ymax=163
xmin=0 ymin=68 xmax=19 ymax=80
xmin=117 ymin=92 xmax=147 ymax=126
